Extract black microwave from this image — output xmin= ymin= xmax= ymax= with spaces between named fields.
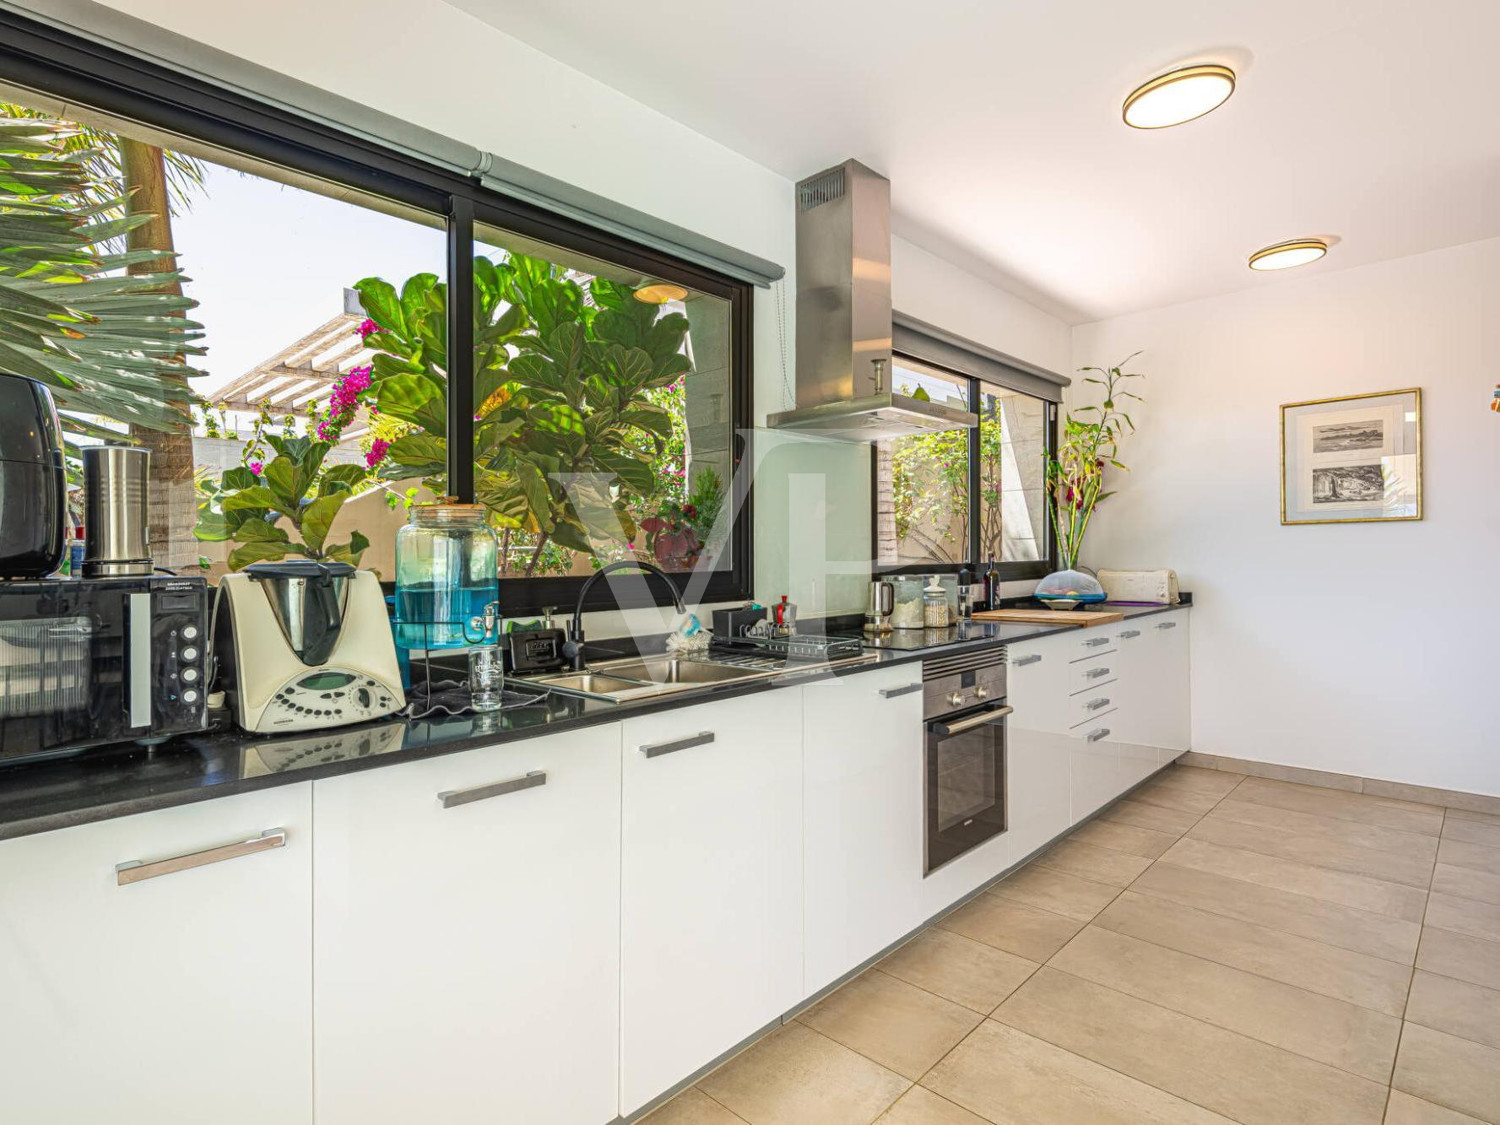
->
xmin=0 ymin=576 xmax=209 ymax=765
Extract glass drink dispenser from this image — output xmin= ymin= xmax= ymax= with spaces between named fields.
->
xmin=393 ymin=502 xmax=500 ymax=690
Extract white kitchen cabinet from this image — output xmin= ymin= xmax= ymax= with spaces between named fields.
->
xmin=620 ymin=691 xmax=804 ymax=1115
xmin=802 ymin=663 xmax=925 ymax=997
xmin=0 ymin=785 xmax=313 ymax=1125
xmin=312 ymin=724 xmax=622 ymax=1125
xmin=1139 ymin=609 xmax=1192 ymax=757
xmin=1069 ymin=709 xmax=1121 ymax=823
xmin=1107 ymin=622 xmax=1159 ymax=786
xmin=1004 ymin=635 xmax=1073 ymax=862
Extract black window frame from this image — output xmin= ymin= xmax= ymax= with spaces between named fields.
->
xmin=871 ymin=352 xmax=1058 ymax=582
xmin=0 ymin=11 xmax=755 ymax=617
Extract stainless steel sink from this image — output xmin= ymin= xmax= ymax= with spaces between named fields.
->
xmin=594 ymin=657 xmax=758 ymax=685
xmin=525 ymin=650 xmax=875 ymax=703
xmin=528 ymin=671 xmax=662 ymax=697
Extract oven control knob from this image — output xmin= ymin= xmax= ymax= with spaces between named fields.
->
xmin=975 ymin=686 xmax=989 ymax=700
xmin=181 ymin=646 xmax=199 ymax=662
xmin=182 ymin=625 xmax=200 ymax=641
xmin=948 ymin=692 xmax=964 ymax=707
xmin=181 ymin=667 xmax=199 ymax=683
xmin=182 ymin=689 xmax=199 ymax=704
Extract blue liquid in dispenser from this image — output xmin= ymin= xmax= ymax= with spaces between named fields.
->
xmin=393 ymin=580 xmax=496 ymax=651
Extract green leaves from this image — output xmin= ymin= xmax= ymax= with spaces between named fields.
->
xmin=299 ymin=494 xmax=345 ymax=554
xmin=353 ymin=277 xmax=405 ymax=336
xmin=375 ymin=373 xmax=446 ymax=437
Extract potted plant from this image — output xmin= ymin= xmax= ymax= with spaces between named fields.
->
xmin=1039 ymin=353 xmax=1145 ymax=608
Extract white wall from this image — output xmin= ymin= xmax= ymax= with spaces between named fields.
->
xmin=83 ymin=0 xmax=1071 ymax=625
xmin=1073 ymin=238 xmax=1500 ymax=795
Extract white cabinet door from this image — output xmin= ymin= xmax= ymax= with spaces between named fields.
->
xmin=1142 ymin=611 xmax=1192 ymax=756
xmin=0 ymin=785 xmax=313 ymax=1125
xmin=1069 ymin=717 xmax=1120 ymax=823
xmin=1107 ymin=623 xmax=1158 ymax=788
xmin=803 ymin=664 xmax=925 ymax=997
xmin=313 ymin=725 xmax=622 ymax=1125
xmin=620 ymin=691 xmax=804 ymax=1115
xmin=1005 ymin=635 xmax=1072 ymax=862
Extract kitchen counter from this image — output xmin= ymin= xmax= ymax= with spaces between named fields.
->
xmin=0 ymin=599 xmax=1188 ymax=841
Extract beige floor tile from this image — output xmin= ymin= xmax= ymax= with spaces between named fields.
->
xmin=922 ymin=1019 xmax=1236 ymax=1125
xmin=1133 ymin=861 xmax=1421 ymax=964
xmin=1407 ymin=969 xmax=1500 ymax=1051
xmin=1439 ymin=838 xmax=1500 ymax=876
xmin=1444 ymin=818 xmax=1500 ymax=851
xmin=1100 ymin=797 xmax=1203 ymax=836
xmin=988 ymin=863 xmax=1121 ymax=922
xmin=798 ymin=970 xmax=982 ymax=1081
xmin=1129 ymin=778 xmax=1227 ymax=816
xmin=1067 ymin=817 xmax=1178 ymax=858
xmin=936 ymin=894 xmax=1083 ymax=963
xmin=1160 ymin=837 xmax=1429 ymax=922
xmin=878 ymin=928 xmax=1038 ymax=1014
xmin=1384 ymin=1089 xmax=1491 ymax=1125
xmin=1233 ymin=777 xmax=1444 ymax=836
xmin=1048 ymin=925 xmax=1401 ymax=1082
xmin=698 ymin=1022 xmax=910 ymax=1125
xmin=1159 ymin=765 xmax=1248 ymax=795
xmin=1034 ymin=839 xmax=1153 ymax=888
xmin=1416 ymin=926 xmax=1500 ymax=991
xmin=1188 ymin=813 xmax=1436 ymax=889
xmin=994 ymin=968 xmax=1388 ymax=1125
xmin=1393 ymin=1022 xmax=1500 ymax=1123
xmin=1426 ymin=893 xmax=1500 ymax=943
xmin=1448 ymin=808 xmax=1500 ymax=829
xmin=1433 ymin=864 xmax=1500 ymax=907
xmin=1363 ymin=779 xmax=1500 ymax=819
xmin=1211 ymin=798 xmax=1440 ymax=859
xmin=875 ymin=1085 xmax=993 ymax=1125
xmin=1094 ymin=891 xmax=1412 ymax=1016
xmin=642 ymin=1088 xmax=750 ymax=1124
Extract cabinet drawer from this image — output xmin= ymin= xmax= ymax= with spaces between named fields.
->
xmin=1068 ymin=631 xmax=1118 ymax=662
xmin=1067 ymin=656 xmax=1117 ymax=695
xmin=1070 ymin=711 xmax=1117 ymax=741
xmin=1068 ymin=688 xmax=1116 ymax=728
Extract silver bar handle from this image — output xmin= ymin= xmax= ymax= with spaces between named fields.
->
xmin=934 ymin=705 xmax=1013 ymax=736
xmin=1085 ymin=697 xmax=1111 ymax=711
xmin=1012 ymin=653 xmax=1042 ymax=666
xmin=879 ymin=682 xmax=923 ymax=699
xmin=127 ymin=591 xmax=151 ymax=729
xmin=641 ymin=731 xmax=715 ymax=759
xmin=1119 ymin=629 xmax=1141 ymax=639
xmin=116 ymin=828 xmax=285 ymax=886
xmin=1156 ymin=621 xmax=1178 ymax=630
xmin=1084 ymin=667 xmax=1111 ymax=679
xmin=439 ymin=770 xmax=546 ymax=809
xmin=1083 ymin=637 xmax=1110 ymax=647
xmin=1085 ymin=728 xmax=1111 ymax=743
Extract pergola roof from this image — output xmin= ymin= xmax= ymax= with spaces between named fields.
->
xmin=210 ymin=310 xmax=375 ymax=440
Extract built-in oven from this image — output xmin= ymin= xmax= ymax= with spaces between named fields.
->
xmin=923 ymin=647 xmax=1009 ymax=874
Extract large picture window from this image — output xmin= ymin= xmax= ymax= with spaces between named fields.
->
xmin=875 ymin=354 xmax=1056 ymax=579
xmin=0 ymin=15 xmax=754 ymax=614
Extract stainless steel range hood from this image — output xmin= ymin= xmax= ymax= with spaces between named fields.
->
xmin=768 ymin=159 xmax=979 ymax=442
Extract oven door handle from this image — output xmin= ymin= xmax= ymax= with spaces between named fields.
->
xmin=127 ymin=592 xmax=152 ymax=729
xmin=932 ymin=705 xmax=1012 ymax=737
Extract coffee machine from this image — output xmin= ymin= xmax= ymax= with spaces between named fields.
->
xmin=0 ymin=373 xmax=67 ymax=578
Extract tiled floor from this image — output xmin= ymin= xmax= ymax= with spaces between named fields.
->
xmin=641 ymin=765 xmax=1500 ymax=1125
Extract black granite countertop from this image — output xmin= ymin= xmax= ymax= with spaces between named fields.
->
xmin=0 ymin=599 xmax=1188 ymax=842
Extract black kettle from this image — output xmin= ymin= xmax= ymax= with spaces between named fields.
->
xmin=0 ymin=373 xmax=67 ymax=578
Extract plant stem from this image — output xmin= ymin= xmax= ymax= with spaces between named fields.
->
xmin=524 ymin=532 xmax=550 ymax=577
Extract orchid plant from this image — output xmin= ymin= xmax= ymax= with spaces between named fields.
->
xmin=1044 ymin=353 xmax=1145 ymax=570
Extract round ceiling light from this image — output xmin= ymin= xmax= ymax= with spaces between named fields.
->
xmin=1248 ymin=238 xmax=1329 ymax=271
xmin=1123 ymin=64 xmax=1236 ymax=129
xmin=633 ymin=281 xmax=689 ymax=305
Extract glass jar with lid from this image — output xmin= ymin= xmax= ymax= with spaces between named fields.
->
xmin=890 ymin=575 xmax=927 ymax=630
xmin=394 ymin=501 xmax=499 ymax=652
xmin=923 ymin=580 xmax=949 ymax=628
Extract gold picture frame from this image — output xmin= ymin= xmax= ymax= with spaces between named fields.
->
xmin=1280 ymin=388 xmax=1422 ymax=525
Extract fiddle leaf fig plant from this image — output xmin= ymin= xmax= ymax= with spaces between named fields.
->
xmin=1044 ymin=352 xmax=1145 ymax=569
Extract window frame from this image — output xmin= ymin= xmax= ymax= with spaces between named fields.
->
xmin=0 ymin=11 xmax=755 ymax=616
xmin=871 ymin=351 xmax=1058 ymax=582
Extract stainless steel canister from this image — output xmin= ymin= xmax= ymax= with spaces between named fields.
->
xmin=82 ymin=445 xmax=152 ymax=577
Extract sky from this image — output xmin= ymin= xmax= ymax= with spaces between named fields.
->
xmin=169 ymin=161 xmax=447 ymax=396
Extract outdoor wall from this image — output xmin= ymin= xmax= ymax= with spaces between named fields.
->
xmin=1072 ymin=237 xmax=1500 ymax=796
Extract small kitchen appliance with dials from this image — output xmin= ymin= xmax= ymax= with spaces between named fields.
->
xmin=215 ymin=561 xmax=405 ymax=734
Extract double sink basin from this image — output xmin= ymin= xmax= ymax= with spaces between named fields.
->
xmin=523 ymin=652 xmax=873 ymax=703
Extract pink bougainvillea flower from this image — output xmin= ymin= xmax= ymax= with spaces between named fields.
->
xmin=365 ymin=438 xmax=390 ymax=469
xmin=356 ymin=318 xmax=378 ymax=339
xmin=248 ymin=461 xmax=264 ymax=476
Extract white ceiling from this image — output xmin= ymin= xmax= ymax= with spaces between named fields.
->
xmin=446 ymin=0 xmax=1500 ymax=324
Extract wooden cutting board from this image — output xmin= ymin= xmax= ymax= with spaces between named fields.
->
xmin=972 ymin=608 xmax=1125 ymax=626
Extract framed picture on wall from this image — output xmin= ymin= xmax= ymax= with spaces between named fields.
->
xmin=1280 ymin=388 xmax=1422 ymax=524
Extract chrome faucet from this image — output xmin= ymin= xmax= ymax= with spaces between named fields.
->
xmin=563 ymin=560 xmax=687 ymax=671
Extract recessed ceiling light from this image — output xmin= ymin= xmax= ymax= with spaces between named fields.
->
xmin=634 ymin=282 xmax=688 ymax=304
xmin=1123 ymin=64 xmax=1236 ymax=129
xmin=1248 ymin=238 xmax=1329 ymax=271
